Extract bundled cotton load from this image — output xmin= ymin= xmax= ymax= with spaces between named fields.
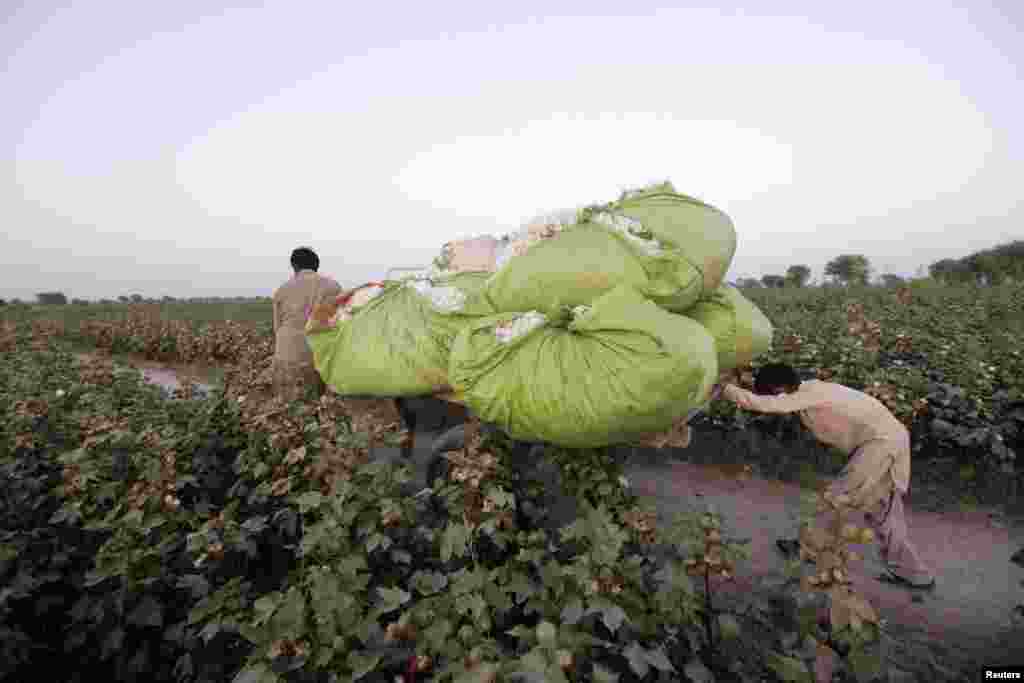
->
xmin=305 ymin=273 xmax=491 ymax=396
xmin=447 ymin=284 xmax=719 ymax=448
xmin=304 ymin=181 xmax=773 ymax=453
xmin=683 ymin=284 xmax=774 ymax=373
xmin=476 ymin=182 xmax=737 ymax=316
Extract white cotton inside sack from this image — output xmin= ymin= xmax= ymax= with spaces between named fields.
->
xmin=494 ymin=312 xmax=547 ymax=344
xmin=591 ymin=211 xmax=665 ymax=257
xmin=407 ymin=280 xmax=466 ymax=313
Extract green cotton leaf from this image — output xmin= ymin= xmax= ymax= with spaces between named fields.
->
xmin=337 ymin=554 xmax=367 ymax=578
xmin=587 ymin=599 xmax=627 ymax=634
xmin=441 ymin=522 xmax=472 ymax=562
xmin=684 ymin=657 xmax=714 ymax=683
xmin=232 ymin=663 xmax=280 ymax=683
xmin=376 ymin=586 xmax=411 ymax=613
xmin=347 ymin=652 xmax=381 ymax=680
xmin=484 ymin=580 xmax=512 ymax=612
xmin=560 ymin=598 xmax=584 ymax=625
xmin=269 ymin=588 xmax=306 ymax=639
xmin=199 ymin=622 xmax=222 ymax=644
xmin=122 ymin=509 xmax=145 ymax=527
xmin=366 ymin=532 xmax=391 ymax=553
xmin=644 ymin=646 xmax=675 ymax=672
xmin=423 ymin=619 xmax=453 ymax=652
xmin=536 ymin=621 xmax=558 ymax=648
xmin=390 ymin=549 xmax=412 ymax=564
xmin=486 ymin=487 xmax=516 ymax=510
xmin=126 ymin=595 xmax=163 ymax=628
xmin=176 ymin=574 xmax=211 ymax=600
xmin=252 ymin=594 xmax=283 ymax=625
xmin=592 ymin=663 xmax=620 ymax=683
xmin=764 ymin=651 xmax=813 ymax=683
xmin=504 ymin=571 xmax=537 ymax=603
xmin=460 ymin=592 xmax=488 ymax=623
xmin=623 ymin=642 xmax=650 ymax=679
xmin=0 ymin=544 xmax=19 ymax=563
xmin=539 ymin=561 xmax=563 ymax=595
xmin=450 ymin=567 xmax=486 ymax=596
xmin=848 ymin=649 xmax=882 ymax=683
xmin=601 ymin=604 xmax=627 ymax=634
xmin=519 ymin=648 xmax=552 ymax=674
xmin=506 ymin=624 xmax=535 ymax=643
xmin=410 ymin=570 xmax=448 ymax=596
xmin=294 ymin=491 xmax=323 ymax=512
xmin=718 ymin=613 xmax=741 ymax=640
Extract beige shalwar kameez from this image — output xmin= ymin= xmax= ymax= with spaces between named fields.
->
xmin=723 ymin=380 xmax=934 ymax=585
xmin=271 ymin=270 xmax=343 ymax=402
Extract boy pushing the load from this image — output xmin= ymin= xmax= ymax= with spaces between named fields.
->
xmin=718 ymin=363 xmax=936 ymax=589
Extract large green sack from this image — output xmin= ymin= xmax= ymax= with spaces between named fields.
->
xmin=599 ymin=182 xmax=737 ymax=312
xmin=472 ymin=224 xmax=651 ymax=314
xmin=306 ymin=273 xmax=490 ymax=396
xmin=476 ymin=182 xmax=736 ymax=315
xmin=684 ymin=284 xmax=773 ymax=372
xmin=448 ymin=284 xmax=719 ymax=448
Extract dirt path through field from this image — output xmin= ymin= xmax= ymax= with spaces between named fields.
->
xmin=626 ymin=453 xmax=1024 ymax=678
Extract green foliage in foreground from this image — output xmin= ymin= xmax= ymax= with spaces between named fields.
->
xmin=1 ymin=331 xmax=770 ymax=683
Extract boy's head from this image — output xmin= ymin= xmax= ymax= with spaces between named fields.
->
xmin=753 ymin=363 xmax=801 ymax=395
xmin=290 ymin=247 xmax=320 ymax=272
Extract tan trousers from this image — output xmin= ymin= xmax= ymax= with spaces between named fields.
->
xmin=800 ymin=436 xmax=934 ymax=585
xmin=271 ymin=359 xmax=326 ymax=403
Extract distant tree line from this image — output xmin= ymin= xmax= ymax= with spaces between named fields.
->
xmin=36 ymin=292 xmax=68 ymax=305
xmin=735 ymin=241 xmax=1023 ymax=290
xmin=23 ymin=293 xmax=273 ymax=306
xmin=928 ymin=240 xmax=1024 ymax=285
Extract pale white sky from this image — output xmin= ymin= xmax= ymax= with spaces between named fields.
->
xmin=2 ymin=1 xmax=1021 ymax=300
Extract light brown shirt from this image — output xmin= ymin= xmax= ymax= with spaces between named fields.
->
xmin=272 ymin=270 xmax=343 ymax=364
xmin=722 ymin=380 xmax=908 ymax=455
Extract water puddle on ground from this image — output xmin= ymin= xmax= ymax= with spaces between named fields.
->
xmin=136 ymin=366 xmax=215 ymax=396
xmin=74 ymin=352 xmax=216 ymax=397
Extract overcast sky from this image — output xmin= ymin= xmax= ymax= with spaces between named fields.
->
xmin=2 ymin=1 xmax=1021 ymax=300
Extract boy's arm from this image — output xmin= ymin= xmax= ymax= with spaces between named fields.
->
xmin=722 ymin=383 xmax=825 ymax=414
xmin=320 ymin=275 xmax=344 ymax=302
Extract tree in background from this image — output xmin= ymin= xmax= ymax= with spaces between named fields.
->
xmin=71 ymin=298 xmax=90 ymax=305
xmin=761 ymin=275 xmax=787 ymax=288
xmin=785 ymin=264 xmax=812 ymax=288
xmin=929 ymin=241 xmax=1024 ymax=285
xmin=36 ymin=292 xmax=68 ymax=305
xmin=735 ymin=278 xmax=762 ymax=289
xmin=880 ymin=274 xmax=906 ymax=287
xmin=130 ymin=294 xmax=144 ymax=303
xmin=824 ymin=254 xmax=872 ymax=286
